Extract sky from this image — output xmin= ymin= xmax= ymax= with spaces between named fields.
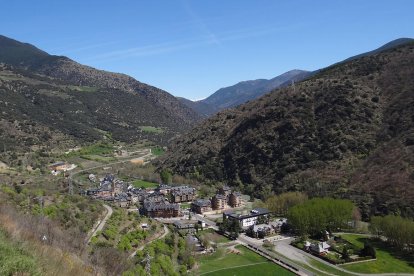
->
xmin=1 ymin=1 xmax=414 ymax=100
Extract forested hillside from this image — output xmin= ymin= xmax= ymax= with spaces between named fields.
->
xmin=0 ymin=35 xmax=200 ymax=158
xmin=160 ymin=41 xmax=414 ymax=218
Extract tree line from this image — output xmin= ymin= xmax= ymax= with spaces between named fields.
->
xmin=370 ymin=215 xmax=414 ymax=252
xmin=287 ymin=198 xmax=355 ymax=236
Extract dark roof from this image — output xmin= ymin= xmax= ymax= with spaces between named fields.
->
xmin=157 ymin=184 xmax=172 ymax=190
xmin=171 ymin=186 xmax=195 ymax=196
xmin=225 ymin=208 xmax=270 ymax=220
xmin=231 ymin=191 xmax=242 ymax=196
xmin=213 ymin=194 xmax=226 ymax=200
xmin=192 ymin=199 xmax=211 ymax=207
xmin=143 ymin=200 xmax=179 ymax=211
xmin=221 ymin=185 xmax=231 ymax=191
xmin=173 ymin=220 xmax=196 ymax=228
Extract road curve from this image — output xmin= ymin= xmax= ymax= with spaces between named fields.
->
xmin=87 ymin=204 xmax=113 ymax=244
xmin=129 ymin=224 xmax=169 ymax=258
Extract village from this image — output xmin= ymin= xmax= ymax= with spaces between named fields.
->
xmin=81 ymin=174 xmax=291 ymax=244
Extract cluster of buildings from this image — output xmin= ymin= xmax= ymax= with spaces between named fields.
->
xmin=85 ymin=175 xmax=138 ymax=208
xmin=191 ymin=186 xmax=243 ymax=214
xmin=85 ymin=175 xmax=198 ymax=216
xmin=140 ymin=185 xmax=195 ymax=218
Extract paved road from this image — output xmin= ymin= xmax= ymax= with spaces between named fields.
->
xmin=192 ymin=213 xmax=311 ymax=275
xmin=129 ymin=224 xmax=169 ymax=258
xmin=193 ymin=213 xmax=219 ymax=231
xmin=87 ymin=204 xmax=113 ymax=244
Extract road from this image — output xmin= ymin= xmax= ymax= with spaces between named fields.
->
xmin=129 ymin=224 xmax=169 ymax=258
xmin=87 ymin=204 xmax=113 ymax=244
xmin=193 ymin=213 xmax=219 ymax=231
xmin=68 ymin=148 xmax=152 ymax=193
xmin=192 ymin=213 xmax=311 ymax=275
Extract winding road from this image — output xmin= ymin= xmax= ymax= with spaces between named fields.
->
xmin=87 ymin=204 xmax=113 ymax=244
xmin=128 ymin=224 xmax=169 ymax=259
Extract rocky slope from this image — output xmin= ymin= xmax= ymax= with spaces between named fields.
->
xmin=160 ymin=40 xmax=414 ymax=218
xmin=0 ymin=35 xmax=200 ymax=153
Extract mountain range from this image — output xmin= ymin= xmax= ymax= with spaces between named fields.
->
xmin=179 ymin=38 xmax=414 ymax=117
xmin=0 ymin=35 xmax=200 ymax=155
xmin=179 ymin=69 xmax=311 ymax=116
xmin=159 ymin=38 xmax=414 ymax=218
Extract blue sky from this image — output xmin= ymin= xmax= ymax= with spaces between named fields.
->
xmin=2 ymin=1 xmax=414 ymax=100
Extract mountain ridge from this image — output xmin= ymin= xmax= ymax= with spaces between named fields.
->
xmin=160 ymin=39 xmax=414 ymax=218
xmin=0 ymin=35 xmax=200 ymax=162
xmin=179 ymin=69 xmax=311 ymax=117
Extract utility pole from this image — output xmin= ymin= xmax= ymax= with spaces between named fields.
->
xmin=68 ymin=173 xmax=73 ymax=195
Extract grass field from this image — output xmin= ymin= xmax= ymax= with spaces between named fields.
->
xmin=339 ymin=234 xmax=414 ymax=274
xmin=132 ymin=179 xmax=159 ymax=188
xmin=151 ymin=146 xmax=165 ymax=156
xmin=197 ymin=245 xmax=294 ymax=275
xmin=140 ymin=126 xmax=164 ymax=134
xmin=197 ymin=228 xmax=231 ymax=244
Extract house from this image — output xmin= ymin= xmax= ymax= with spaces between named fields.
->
xmin=191 ymin=199 xmax=212 ymax=214
xmin=228 ymin=192 xmax=242 ymax=208
xmin=212 ymin=194 xmax=226 ymax=210
xmin=248 ymin=224 xmax=275 ymax=239
xmin=141 ymin=200 xmax=180 ymax=218
xmin=223 ymin=208 xmax=270 ymax=229
xmin=145 ymin=191 xmax=165 ymax=203
xmin=269 ymin=218 xmax=287 ymax=233
xmin=171 ymin=186 xmax=196 ymax=203
xmin=219 ymin=186 xmax=232 ymax=197
xmin=173 ymin=220 xmax=197 ymax=234
xmin=156 ymin=184 xmax=172 ymax=195
xmin=309 ymin=242 xmax=330 ymax=255
xmin=114 ymin=197 xmax=129 ymax=208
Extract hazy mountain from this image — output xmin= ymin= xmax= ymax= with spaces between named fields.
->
xmin=160 ymin=39 xmax=414 ymax=218
xmin=179 ymin=69 xmax=311 ymax=117
xmin=0 ymin=35 xmax=201 ymax=153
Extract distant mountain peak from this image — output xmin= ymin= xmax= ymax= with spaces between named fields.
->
xmin=178 ymin=69 xmax=311 ymax=117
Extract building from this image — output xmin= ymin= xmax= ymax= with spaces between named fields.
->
xmin=228 ymin=192 xmax=242 ymax=208
xmin=141 ymin=200 xmax=180 ymax=218
xmin=173 ymin=220 xmax=197 ymax=235
xmin=248 ymin=224 xmax=275 ymax=239
xmin=191 ymin=199 xmax=212 ymax=214
xmin=212 ymin=194 xmax=227 ymax=210
xmin=223 ymin=208 xmax=270 ymax=229
xmin=156 ymin=184 xmax=172 ymax=195
xmin=219 ymin=186 xmax=232 ymax=197
xmin=309 ymin=242 xmax=330 ymax=255
xmin=144 ymin=191 xmax=165 ymax=203
xmin=171 ymin=186 xmax=196 ymax=203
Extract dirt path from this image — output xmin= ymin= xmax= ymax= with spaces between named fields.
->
xmin=128 ymin=224 xmax=169 ymax=259
xmin=86 ymin=204 xmax=113 ymax=244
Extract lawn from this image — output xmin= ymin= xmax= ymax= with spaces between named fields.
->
xmin=140 ymin=126 xmax=164 ymax=134
xmin=339 ymin=234 xmax=414 ymax=274
xmin=180 ymin=202 xmax=191 ymax=209
xmin=132 ymin=179 xmax=159 ymax=188
xmin=151 ymin=146 xmax=165 ymax=156
xmin=202 ymin=262 xmax=293 ymax=276
xmin=198 ymin=245 xmax=294 ymax=275
xmin=197 ymin=228 xmax=230 ymax=244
